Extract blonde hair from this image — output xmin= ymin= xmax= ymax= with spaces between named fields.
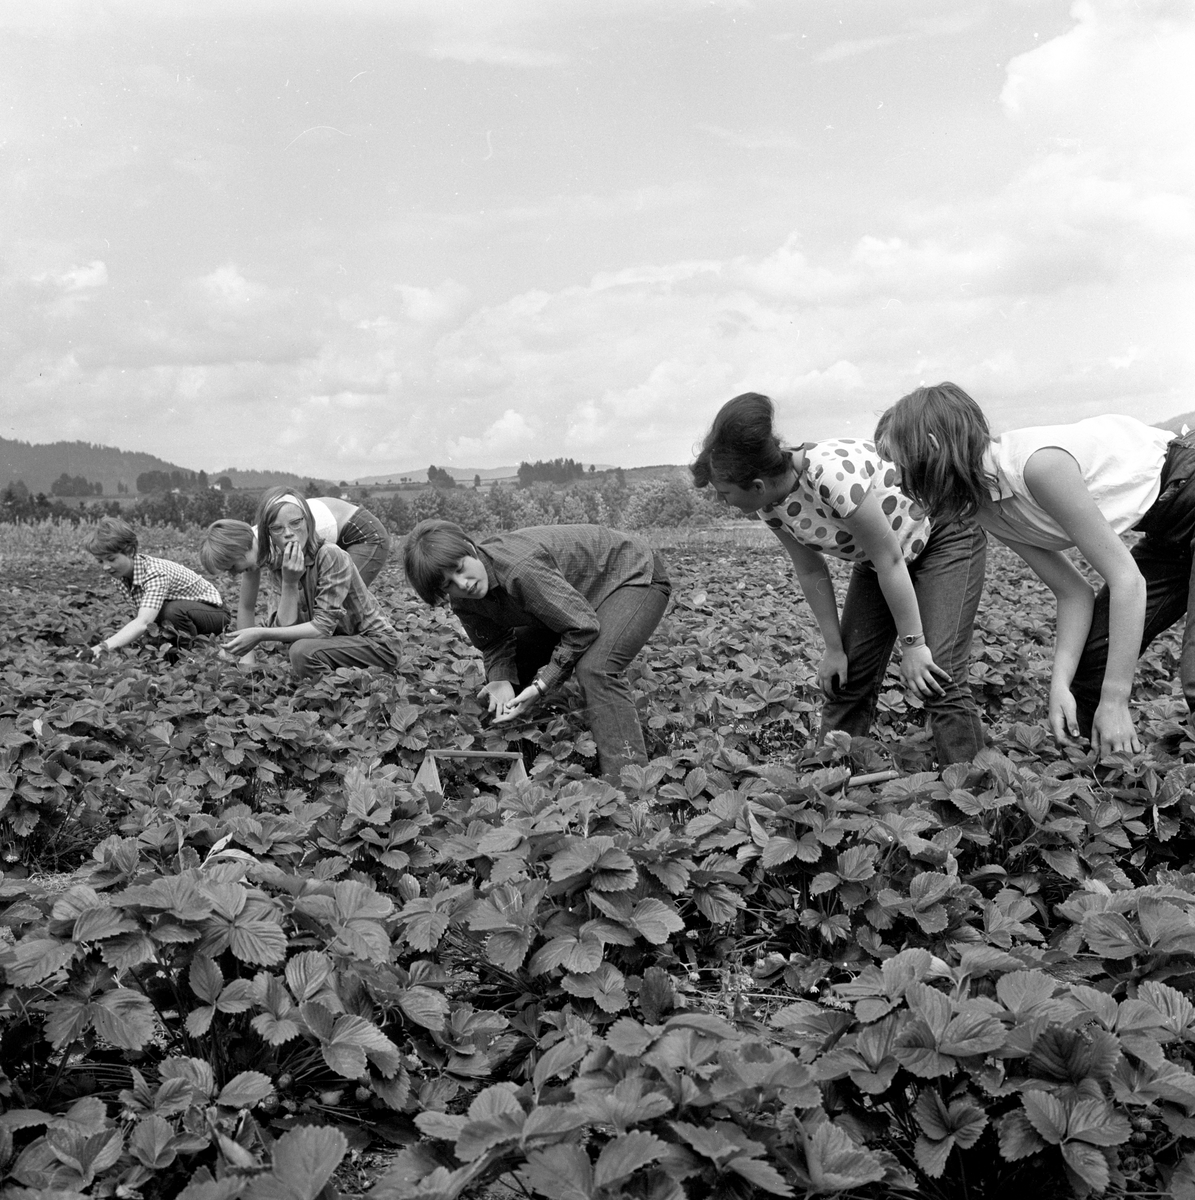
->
xmin=86 ymin=517 xmax=138 ymax=557
xmin=199 ymin=519 xmax=256 ymax=573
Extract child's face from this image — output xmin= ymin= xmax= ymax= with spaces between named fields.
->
xmin=442 ymin=555 xmax=488 ymax=602
xmin=268 ymin=504 xmax=307 ymax=553
xmin=230 ymin=549 xmax=257 ymax=575
xmin=94 ymin=551 xmax=134 ymax=580
xmin=710 ymin=474 xmax=768 ymax=515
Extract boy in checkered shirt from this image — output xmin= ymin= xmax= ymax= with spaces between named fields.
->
xmin=87 ymin=517 xmax=231 ymax=658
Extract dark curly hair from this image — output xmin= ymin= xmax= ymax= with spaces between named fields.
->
xmin=691 ymin=392 xmax=790 ymax=489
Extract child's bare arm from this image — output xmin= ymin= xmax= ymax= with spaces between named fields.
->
xmin=237 ymin=567 xmax=261 ymax=630
xmin=772 ymin=526 xmax=848 ymax=696
xmin=94 ymin=604 xmax=159 ymax=656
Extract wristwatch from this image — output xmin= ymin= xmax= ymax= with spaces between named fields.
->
xmin=902 ymin=632 xmax=926 ymax=647
xmin=531 ymin=677 xmax=547 ymax=697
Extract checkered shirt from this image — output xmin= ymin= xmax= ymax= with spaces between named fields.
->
xmin=124 ymin=554 xmax=223 ymax=617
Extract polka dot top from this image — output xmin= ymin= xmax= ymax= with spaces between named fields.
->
xmin=760 ymin=441 xmax=933 ymax=563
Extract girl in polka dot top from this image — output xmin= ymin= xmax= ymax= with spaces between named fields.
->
xmin=692 ymin=392 xmax=987 ymax=765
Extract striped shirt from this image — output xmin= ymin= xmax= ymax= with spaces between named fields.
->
xmin=123 ymin=554 xmax=224 ymax=617
xmin=450 ymin=524 xmax=665 ymax=690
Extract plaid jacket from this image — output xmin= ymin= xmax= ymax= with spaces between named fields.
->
xmin=123 ymin=554 xmax=223 ymax=617
xmin=449 ymin=524 xmax=663 ymax=690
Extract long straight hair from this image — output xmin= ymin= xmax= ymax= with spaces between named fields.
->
xmin=254 ymin=486 xmax=321 ymax=573
xmin=874 ymin=383 xmax=994 ymax=522
xmin=691 ymin=392 xmax=791 ymax=489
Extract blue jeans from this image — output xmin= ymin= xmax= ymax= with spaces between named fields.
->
xmin=819 ymin=520 xmax=987 ymax=764
xmin=338 ymin=508 xmax=390 ymax=587
xmin=514 ymin=555 xmax=671 ymax=779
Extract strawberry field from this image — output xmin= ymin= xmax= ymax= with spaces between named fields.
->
xmin=4 ymin=522 xmax=1195 ymax=1200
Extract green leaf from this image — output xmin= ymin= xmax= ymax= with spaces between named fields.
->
xmin=251 ymin=1012 xmax=302 ymax=1046
xmin=1021 ymin=1091 xmax=1067 ymax=1145
xmin=802 ymin=1120 xmax=887 ymax=1191
xmin=228 ymin=918 xmax=287 ymax=966
xmin=130 ymin=1114 xmax=177 ymax=1170
xmin=4 ymin=937 xmax=76 ymax=985
xmin=487 ymin=929 xmax=533 ymax=971
xmin=532 ymin=1038 xmax=591 ymax=1094
xmin=190 ymin=956 xmax=224 ymax=1004
xmin=396 ymin=986 xmax=449 ymax=1032
xmin=247 ymin=1124 xmax=348 ymax=1200
xmin=996 ymin=969 xmax=1058 ymax=1018
xmin=836 ymin=844 xmax=877 ymax=883
xmin=1083 ymin=912 xmax=1143 ymax=959
xmin=914 ymin=1134 xmax=954 ymax=1178
xmin=627 ymin=898 xmax=684 ymax=944
xmin=517 ymin=1144 xmax=594 ymax=1200
xmin=592 ymin=1132 xmax=667 ymax=1189
xmin=284 ymin=951 xmax=332 ymax=1003
xmin=91 ymin=987 xmax=156 ymax=1049
xmin=561 ymin=963 xmax=629 ymax=1013
xmin=1065 ymin=1098 xmax=1130 ymax=1146
xmin=761 ymin=837 xmax=803 ymax=869
xmin=216 ymin=1071 xmax=274 ymax=1108
xmin=997 ymin=1111 xmax=1045 ymax=1161
xmin=726 ymin=1154 xmax=794 ymax=1195
xmin=1060 ymin=1142 xmax=1109 ymax=1193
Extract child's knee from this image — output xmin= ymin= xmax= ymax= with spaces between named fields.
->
xmin=289 ymin=641 xmax=319 ymax=679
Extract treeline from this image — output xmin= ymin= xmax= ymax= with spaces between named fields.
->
xmin=1 ymin=474 xmax=725 ymax=534
xmin=135 ymin=469 xmax=214 ymax=493
xmin=51 ymin=473 xmax=108 ymax=496
xmin=517 ymin=457 xmax=589 ymax=486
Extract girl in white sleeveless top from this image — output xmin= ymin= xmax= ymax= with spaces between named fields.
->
xmin=876 ymin=382 xmax=1192 ymax=758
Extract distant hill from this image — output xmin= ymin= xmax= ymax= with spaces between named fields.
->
xmin=1159 ymin=412 xmax=1195 ymax=434
xmin=354 ymin=463 xmax=614 ymax=485
xmin=0 ymin=437 xmax=196 ymax=497
xmin=211 ymin=468 xmax=333 ymax=492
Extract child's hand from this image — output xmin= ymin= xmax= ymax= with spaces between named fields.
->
xmin=91 ymin=641 xmax=111 ymax=661
xmin=818 ymin=648 xmax=849 ymax=698
xmin=1090 ymin=697 xmax=1141 ymax=759
xmin=899 ymin=644 xmax=949 ymax=698
xmin=1048 ymin=684 xmax=1081 ymax=746
xmin=280 ymin=539 xmax=304 ymax=584
xmin=492 ymin=685 xmax=539 ymax=725
xmin=478 ymin=681 xmax=516 ymax=714
xmin=224 ymin=628 xmax=264 ymax=656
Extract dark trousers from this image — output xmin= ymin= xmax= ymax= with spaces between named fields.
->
xmin=158 ymin=599 xmax=231 ymax=639
xmin=290 ymin=636 xmax=399 ymax=680
xmin=819 ymin=519 xmax=988 ymax=764
xmin=1071 ymin=431 xmax=1195 ymax=733
xmin=1071 ymin=534 xmax=1195 ymax=733
xmin=514 ymin=560 xmax=671 ymax=780
xmin=338 ymin=509 xmax=390 ymax=587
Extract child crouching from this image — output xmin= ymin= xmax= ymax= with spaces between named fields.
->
xmin=221 ymin=492 xmax=400 ymax=679
xmin=87 ymin=517 xmax=230 ymax=657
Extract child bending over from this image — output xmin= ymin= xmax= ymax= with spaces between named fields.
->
xmin=876 ymin=382 xmax=1193 ymax=757
xmin=222 ymin=491 xmax=400 ymax=679
xmin=692 ymin=392 xmax=987 ymax=765
xmin=403 ymin=520 xmax=671 ymax=782
xmin=87 ymin=517 xmax=230 ymax=658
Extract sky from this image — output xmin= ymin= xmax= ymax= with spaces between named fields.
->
xmin=2 ymin=0 xmax=1193 ymax=477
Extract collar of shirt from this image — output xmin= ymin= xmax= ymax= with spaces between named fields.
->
xmin=475 ymin=547 xmax=501 ymax=595
xmin=981 ymin=443 xmax=1014 ymax=502
xmin=127 ymin=553 xmax=151 ymax=591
